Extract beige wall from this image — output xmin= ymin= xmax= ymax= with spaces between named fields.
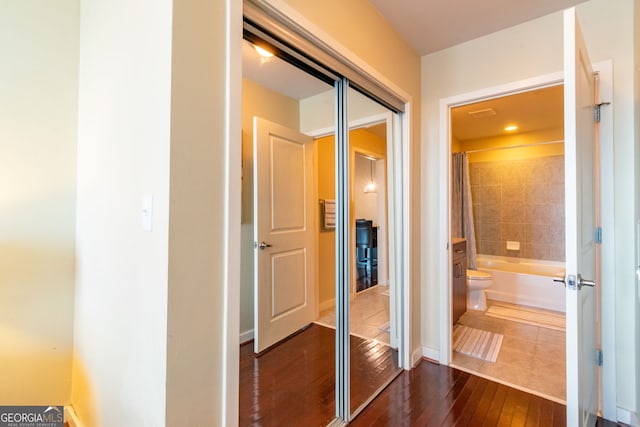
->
xmin=422 ymin=0 xmax=638 ymax=415
xmin=0 ymin=1 xmax=78 ymax=405
xmin=317 ymin=134 xmax=336 ymax=306
xmin=72 ymin=0 xmax=173 ymax=424
xmin=240 ymin=78 xmax=300 ymax=336
xmin=166 ymin=0 xmax=241 ymax=423
xmin=283 ymin=0 xmax=423 ymax=355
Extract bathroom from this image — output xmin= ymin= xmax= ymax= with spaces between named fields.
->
xmin=449 ymin=84 xmax=568 ymax=402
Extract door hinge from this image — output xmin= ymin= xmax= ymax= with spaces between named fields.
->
xmin=595 ymin=227 xmax=602 ymax=244
xmin=596 ymin=349 xmax=603 ymax=367
xmin=594 ymin=102 xmax=611 ymax=123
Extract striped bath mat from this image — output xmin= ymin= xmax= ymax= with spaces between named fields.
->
xmin=453 ymin=325 xmax=503 ymax=363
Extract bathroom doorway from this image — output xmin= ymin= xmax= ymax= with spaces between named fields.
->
xmin=447 ymin=84 xmax=568 ymax=403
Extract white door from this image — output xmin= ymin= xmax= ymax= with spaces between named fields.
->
xmin=253 ymin=116 xmax=317 ymax=353
xmin=564 ymin=8 xmax=599 ymax=426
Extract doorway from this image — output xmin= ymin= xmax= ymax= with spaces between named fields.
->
xmin=447 ymin=85 xmax=568 ymax=403
xmin=438 ymin=57 xmax=615 ymax=421
xmin=451 ymin=85 xmax=566 ymax=403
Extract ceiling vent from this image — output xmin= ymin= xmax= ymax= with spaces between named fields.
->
xmin=467 ymin=108 xmax=497 ymax=118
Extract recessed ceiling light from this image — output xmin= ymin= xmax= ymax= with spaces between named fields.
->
xmin=504 ymin=125 xmax=518 ymax=132
xmin=254 ymin=45 xmax=274 ymax=58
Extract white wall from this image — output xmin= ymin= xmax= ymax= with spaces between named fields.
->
xmin=300 ymin=88 xmax=387 ymax=133
xmin=72 ymin=0 xmax=172 ymax=424
xmin=0 ymin=1 xmax=78 ymax=405
xmin=421 ymin=0 xmax=638 ymax=416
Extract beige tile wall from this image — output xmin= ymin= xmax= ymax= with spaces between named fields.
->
xmin=470 ymin=155 xmax=565 ymax=261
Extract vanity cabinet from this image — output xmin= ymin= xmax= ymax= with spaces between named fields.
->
xmin=452 ymin=239 xmax=467 ymax=325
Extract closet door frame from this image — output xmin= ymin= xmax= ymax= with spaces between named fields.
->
xmin=235 ymin=1 xmax=414 ymax=424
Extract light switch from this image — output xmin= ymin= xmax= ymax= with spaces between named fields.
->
xmin=141 ymin=194 xmax=153 ymax=232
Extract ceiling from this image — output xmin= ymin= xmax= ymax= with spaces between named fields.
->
xmin=242 ymin=40 xmax=330 ymax=100
xmin=242 ymin=2 xmax=575 ymax=139
xmin=451 ymin=85 xmax=564 ymax=141
xmin=368 ymin=0 xmax=586 ymax=55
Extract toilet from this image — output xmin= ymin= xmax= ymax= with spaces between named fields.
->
xmin=466 ymin=269 xmax=493 ymax=311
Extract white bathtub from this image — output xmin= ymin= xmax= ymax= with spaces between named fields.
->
xmin=477 ymin=255 xmax=566 ymax=313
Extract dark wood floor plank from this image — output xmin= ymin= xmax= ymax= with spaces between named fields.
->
xmin=553 ymin=399 xmax=567 ymax=427
xmin=524 ymin=393 xmax=542 ymax=427
xmin=241 ymin=330 xmax=569 ymax=426
xmin=352 ymin=360 xmax=567 ymax=427
xmin=496 ymin=387 xmax=519 ymax=426
xmin=469 ymin=378 xmax=499 ymax=424
xmin=511 ymin=391 xmax=531 ymax=426
xmin=482 ymin=383 xmax=509 ymax=426
xmin=239 ymin=324 xmax=399 ymax=426
xmin=538 ymin=397 xmax=556 ymax=427
xmin=440 ymin=375 xmax=482 ymax=426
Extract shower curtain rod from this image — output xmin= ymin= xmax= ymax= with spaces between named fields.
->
xmin=459 ymin=139 xmax=564 ymax=154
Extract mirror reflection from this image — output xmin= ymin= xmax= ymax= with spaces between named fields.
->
xmin=239 ymin=38 xmax=337 ymax=426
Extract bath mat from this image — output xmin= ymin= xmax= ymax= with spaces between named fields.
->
xmin=486 ymin=302 xmax=565 ymax=331
xmin=453 ymin=325 xmax=503 ymax=362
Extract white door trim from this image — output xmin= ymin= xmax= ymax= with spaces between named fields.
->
xmin=437 ymin=65 xmax=615 ymax=415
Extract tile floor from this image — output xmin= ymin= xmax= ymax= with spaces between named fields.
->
xmin=315 ymin=284 xmax=391 ymax=345
xmin=452 ymin=301 xmax=566 ymax=402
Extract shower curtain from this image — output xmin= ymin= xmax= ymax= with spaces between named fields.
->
xmin=451 ymin=152 xmax=477 ymax=270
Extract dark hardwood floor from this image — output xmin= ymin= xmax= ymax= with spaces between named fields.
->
xmin=350 ymin=360 xmax=566 ymax=426
xmin=240 ymin=324 xmax=625 ymax=426
xmin=239 ymin=323 xmax=399 ymax=426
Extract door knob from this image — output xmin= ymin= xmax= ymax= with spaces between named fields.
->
xmin=578 ymin=274 xmax=596 ymax=288
xmin=258 ymin=241 xmax=272 ymax=250
xmin=554 ymin=274 xmax=595 ymax=290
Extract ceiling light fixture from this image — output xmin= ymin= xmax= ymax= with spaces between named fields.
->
xmin=363 ymin=159 xmax=377 ymax=193
xmin=254 ymin=45 xmax=274 ymax=58
xmin=504 ymin=125 xmax=518 ymax=132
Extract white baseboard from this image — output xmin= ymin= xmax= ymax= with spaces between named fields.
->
xmin=319 ymin=298 xmax=336 ymax=312
xmin=422 ymin=346 xmax=440 ymax=363
xmin=240 ymin=329 xmax=254 ymax=344
xmin=411 ymin=347 xmax=423 ymax=367
xmin=65 ymin=405 xmax=82 ymax=427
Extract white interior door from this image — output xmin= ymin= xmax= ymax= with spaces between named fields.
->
xmin=564 ymin=8 xmax=599 ymax=426
xmin=253 ymin=116 xmax=317 ymax=353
